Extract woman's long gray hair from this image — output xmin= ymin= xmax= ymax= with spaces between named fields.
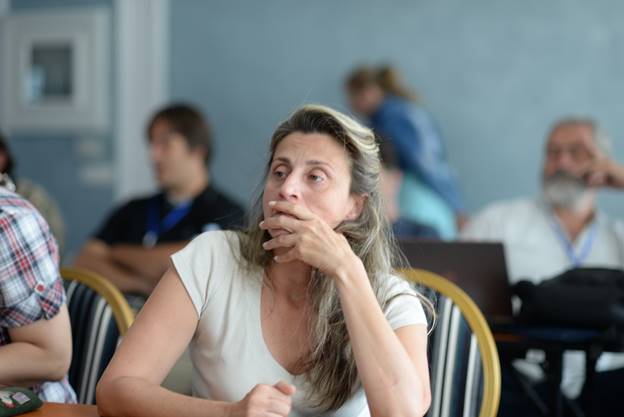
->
xmin=237 ymin=104 xmax=431 ymax=411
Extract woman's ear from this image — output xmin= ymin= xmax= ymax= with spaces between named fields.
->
xmin=346 ymin=194 xmax=367 ymax=221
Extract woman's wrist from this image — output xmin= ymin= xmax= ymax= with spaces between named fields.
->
xmin=223 ymin=401 xmax=237 ymax=417
xmin=333 ymin=254 xmax=367 ymax=290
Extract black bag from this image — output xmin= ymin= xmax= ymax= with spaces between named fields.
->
xmin=514 ymin=268 xmax=624 ymax=329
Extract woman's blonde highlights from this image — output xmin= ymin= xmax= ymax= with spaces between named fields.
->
xmin=237 ymin=104 xmax=431 ymax=410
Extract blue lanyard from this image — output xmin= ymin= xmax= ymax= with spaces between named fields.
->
xmin=549 ymin=218 xmax=597 ymax=267
xmin=143 ymin=197 xmax=192 ymax=247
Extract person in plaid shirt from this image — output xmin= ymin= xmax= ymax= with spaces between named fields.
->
xmin=0 ymin=181 xmax=76 ymax=403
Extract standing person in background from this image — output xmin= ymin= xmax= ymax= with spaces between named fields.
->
xmin=74 ymin=103 xmax=244 ymax=297
xmin=346 ymin=65 xmax=466 ymax=239
xmin=0 ymin=131 xmax=66 ymax=255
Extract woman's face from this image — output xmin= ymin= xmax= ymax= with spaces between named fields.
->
xmin=347 ymin=85 xmax=383 ymax=116
xmin=262 ymin=132 xmax=362 ymax=237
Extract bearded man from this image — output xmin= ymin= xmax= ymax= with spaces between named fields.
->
xmin=462 ymin=118 xmax=624 ymax=417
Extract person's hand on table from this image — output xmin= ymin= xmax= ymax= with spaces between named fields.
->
xmin=229 ymin=380 xmax=296 ymax=417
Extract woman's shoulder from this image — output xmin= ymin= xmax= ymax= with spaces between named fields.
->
xmin=172 ymin=230 xmax=243 ymax=278
xmin=376 ymin=96 xmax=432 ymax=129
xmin=383 ymin=272 xmax=418 ymax=296
xmin=380 ymin=272 xmax=428 ymax=327
xmin=171 ymin=230 xmax=248 ymax=316
xmin=377 ymin=96 xmax=410 ymax=119
xmin=188 ymin=229 xmax=241 ymax=254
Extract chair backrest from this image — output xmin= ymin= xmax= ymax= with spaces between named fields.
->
xmin=400 ymin=268 xmax=501 ymax=417
xmin=60 ymin=266 xmax=134 ymax=404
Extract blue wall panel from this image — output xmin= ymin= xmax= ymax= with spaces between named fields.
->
xmin=170 ymin=0 xmax=624 ymax=217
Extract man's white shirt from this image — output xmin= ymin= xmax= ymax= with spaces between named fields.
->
xmin=462 ymin=197 xmax=624 ymax=397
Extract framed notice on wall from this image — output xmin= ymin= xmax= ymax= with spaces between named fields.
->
xmin=0 ymin=8 xmax=109 ymax=132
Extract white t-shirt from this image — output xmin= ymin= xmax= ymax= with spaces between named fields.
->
xmin=171 ymin=230 xmax=426 ymax=417
xmin=461 ymin=198 xmax=624 ymax=284
xmin=461 ymin=197 xmax=624 ymax=397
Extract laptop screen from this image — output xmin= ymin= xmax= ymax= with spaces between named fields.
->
xmin=398 ymin=239 xmax=513 ymax=320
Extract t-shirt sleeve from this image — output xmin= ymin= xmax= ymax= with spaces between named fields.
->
xmin=170 ymin=231 xmax=230 ymax=317
xmin=0 ymin=207 xmax=65 ymax=328
xmin=383 ymin=275 xmax=428 ymax=330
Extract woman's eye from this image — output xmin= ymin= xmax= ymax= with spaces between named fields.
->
xmin=309 ymin=173 xmax=324 ymax=183
xmin=273 ymin=170 xmax=286 ymax=179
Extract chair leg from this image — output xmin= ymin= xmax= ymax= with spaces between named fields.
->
xmin=510 ymin=366 xmax=550 ymax=416
xmin=577 ymin=343 xmax=602 ymax=417
xmin=562 ymin=396 xmax=586 ymax=417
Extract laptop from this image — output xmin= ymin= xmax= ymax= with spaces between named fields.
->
xmin=398 ymin=239 xmax=513 ymax=321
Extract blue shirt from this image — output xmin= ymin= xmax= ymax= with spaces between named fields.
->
xmin=371 ymin=96 xmax=465 ymax=215
xmin=399 ymin=174 xmax=457 ymax=239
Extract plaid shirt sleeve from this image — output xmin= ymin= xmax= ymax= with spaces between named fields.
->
xmin=0 ymin=192 xmax=76 ymax=403
xmin=0 ymin=198 xmax=65 ymax=328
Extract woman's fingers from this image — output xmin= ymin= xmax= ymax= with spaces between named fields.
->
xmin=268 ymin=200 xmax=315 ymax=220
xmin=273 ymin=249 xmax=300 ymax=264
xmin=262 ymin=234 xmax=298 ymax=250
xmin=273 ymin=380 xmax=296 ymax=396
xmin=260 ymin=214 xmax=300 ymax=233
xmin=259 ymin=202 xmax=355 ymax=275
xmin=237 ymin=383 xmax=293 ymax=417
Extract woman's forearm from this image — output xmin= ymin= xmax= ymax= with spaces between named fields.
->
xmin=334 ymin=259 xmax=429 ymax=417
xmin=97 ymin=376 xmax=233 ymax=417
xmin=0 ymin=342 xmax=68 ymax=386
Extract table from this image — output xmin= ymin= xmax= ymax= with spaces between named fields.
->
xmin=492 ymin=322 xmax=621 ymax=417
xmin=22 ymin=402 xmax=99 ymax=417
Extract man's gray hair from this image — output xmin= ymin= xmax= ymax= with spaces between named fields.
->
xmin=548 ymin=117 xmax=612 ymax=156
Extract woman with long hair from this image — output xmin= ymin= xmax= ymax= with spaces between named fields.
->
xmin=346 ymin=65 xmax=466 ymax=238
xmin=96 ymin=105 xmax=431 ymax=417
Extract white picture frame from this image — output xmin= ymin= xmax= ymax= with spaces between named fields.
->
xmin=1 ymin=8 xmax=109 ymax=132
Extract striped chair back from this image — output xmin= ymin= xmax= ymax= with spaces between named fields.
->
xmin=401 ymin=269 xmax=501 ymax=417
xmin=61 ymin=267 xmax=134 ymax=404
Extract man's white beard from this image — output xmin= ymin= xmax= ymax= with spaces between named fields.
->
xmin=542 ymin=171 xmax=593 ymax=212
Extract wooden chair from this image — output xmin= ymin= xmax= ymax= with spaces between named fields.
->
xmin=60 ymin=266 xmax=134 ymax=404
xmin=401 ymin=268 xmax=501 ymax=417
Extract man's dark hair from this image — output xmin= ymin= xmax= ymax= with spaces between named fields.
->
xmin=146 ymin=103 xmax=213 ymax=163
xmin=0 ymin=131 xmax=15 ymax=177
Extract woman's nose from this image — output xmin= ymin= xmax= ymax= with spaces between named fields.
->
xmin=278 ymin=175 xmax=301 ymax=202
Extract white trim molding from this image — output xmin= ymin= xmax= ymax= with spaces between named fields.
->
xmin=114 ymin=0 xmax=169 ymax=201
xmin=0 ymin=0 xmax=9 ymax=121
xmin=1 ymin=8 xmax=109 ymax=132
